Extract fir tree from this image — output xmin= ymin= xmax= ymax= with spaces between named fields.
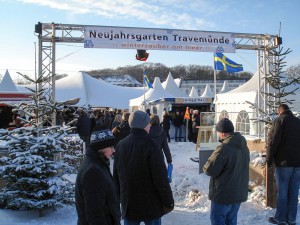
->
xmin=247 ymin=47 xmax=300 ymax=127
xmin=0 ymin=73 xmax=83 ymax=216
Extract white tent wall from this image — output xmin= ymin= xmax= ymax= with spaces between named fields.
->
xmin=215 ymin=70 xmax=300 ymax=136
xmin=215 ymin=91 xmax=258 ymax=135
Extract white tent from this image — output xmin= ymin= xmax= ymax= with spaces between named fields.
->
xmin=200 ymin=84 xmax=214 ymax=98
xmin=189 ymin=86 xmax=200 ymax=97
xmin=0 ymin=70 xmax=32 ymax=105
xmin=214 ymin=71 xmax=300 ymax=135
xmin=219 ymin=80 xmax=230 ymax=94
xmin=0 ymin=70 xmax=19 ymax=92
xmin=162 ymin=72 xmax=188 ymax=97
xmin=129 ymin=77 xmax=174 ymax=107
xmin=55 ymin=72 xmax=144 ymax=109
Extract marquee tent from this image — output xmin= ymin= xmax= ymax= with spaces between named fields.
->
xmin=129 ymin=77 xmax=175 ymax=108
xmin=0 ymin=70 xmax=32 ymax=106
xmin=14 ymin=71 xmax=144 ymax=109
xmin=162 ymin=72 xmax=188 ymax=97
xmin=189 ymin=86 xmax=200 ymax=97
xmin=54 ymin=72 xmax=144 ymax=109
xmin=219 ymin=80 xmax=230 ymax=94
xmin=214 ymin=71 xmax=300 ymax=135
xmin=201 ymin=84 xmax=214 ymax=98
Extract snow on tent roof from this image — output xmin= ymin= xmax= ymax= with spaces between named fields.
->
xmin=0 ymin=70 xmax=19 ymax=92
xmin=219 ymin=80 xmax=230 ymax=94
xmin=200 ymin=84 xmax=214 ymax=98
xmin=55 ymin=71 xmax=144 ymax=109
xmin=189 ymin=86 xmax=200 ymax=97
xmin=162 ymin=72 xmax=188 ymax=97
xmin=130 ymin=77 xmax=174 ymax=106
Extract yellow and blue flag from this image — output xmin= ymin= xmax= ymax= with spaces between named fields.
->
xmin=214 ymin=53 xmax=243 ymax=73
xmin=143 ymin=71 xmax=153 ymax=89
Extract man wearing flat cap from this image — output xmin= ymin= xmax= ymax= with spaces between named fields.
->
xmin=203 ymin=118 xmax=250 ymax=225
xmin=113 ymin=110 xmax=174 ymax=225
xmin=75 ymin=129 xmax=121 ymax=225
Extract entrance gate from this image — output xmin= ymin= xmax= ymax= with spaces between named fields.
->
xmin=35 ymin=22 xmax=281 ymax=207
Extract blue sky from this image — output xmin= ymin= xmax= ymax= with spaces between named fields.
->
xmin=0 ymin=0 xmax=299 ymax=80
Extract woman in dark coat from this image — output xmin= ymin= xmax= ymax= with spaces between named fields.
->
xmin=162 ymin=111 xmax=171 ymax=142
xmin=149 ymin=114 xmax=172 ymax=164
xmin=112 ymin=112 xmax=131 ymax=146
xmin=75 ymin=129 xmax=121 ymax=225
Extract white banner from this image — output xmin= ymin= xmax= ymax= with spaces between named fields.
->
xmin=84 ymin=26 xmax=235 ymax=53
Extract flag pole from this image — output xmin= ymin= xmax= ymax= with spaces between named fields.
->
xmin=213 ymin=53 xmax=217 ymax=99
xmin=143 ymin=67 xmax=146 ymax=111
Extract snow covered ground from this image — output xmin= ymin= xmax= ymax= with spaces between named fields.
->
xmin=0 ymin=141 xmax=299 ymax=225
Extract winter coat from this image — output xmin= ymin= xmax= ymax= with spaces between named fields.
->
xmin=191 ymin=114 xmax=200 ymax=133
xmin=76 ymin=114 xmax=91 ymax=137
xmin=148 ymin=126 xmax=172 ymax=163
xmin=162 ymin=115 xmax=171 ymax=130
xmin=75 ymin=150 xmax=121 ymax=225
xmin=266 ymin=110 xmax=300 ymax=167
xmin=112 ymin=121 xmax=131 ymax=146
xmin=90 ymin=117 xmax=96 ymax=133
xmin=203 ymin=132 xmax=250 ymax=205
xmin=173 ymin=114 xmax=183 ymax=127
xmin=103 ymin=115 xmax=112 ymax=130
xmin=113 ymin=128 xmax=174 ymax=221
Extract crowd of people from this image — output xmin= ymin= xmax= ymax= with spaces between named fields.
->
xmin=5 ymin=103 xmax=298 ymax=225
xmin=74 ymin=104 xmax=300 ymax=225
xmin=75 ymin=110 xmax=174 ymax=225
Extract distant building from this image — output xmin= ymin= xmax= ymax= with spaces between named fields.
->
xmin=90 ymin=73 xmax=247 ymax=94
xmin=180 ymin=79 xmax=247 ymax=96
xmin=91 ymin=74 xmax=142 ymax=87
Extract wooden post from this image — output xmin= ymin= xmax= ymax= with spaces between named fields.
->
xmin=265 ymin=166 xmax=277 ymax=208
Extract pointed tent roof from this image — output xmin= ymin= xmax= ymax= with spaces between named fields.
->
xmin=0 ymin=70 xmax=32 ymax=105
xmin=219 ymin=80 xmax=230 ymax=94
xmin=189 ymin=86 xmax=200 ymax=97
xmin=129 ymin=77 xmax=174 ymax=106
xmin=215 ymin=71 xmax=300 ymax=111
xmin=0 ymin=70 xmax=19 ymax=92
xmin=200 ymin=84 xmax=214 ymax=98
xmin=162 ymin=72 xmax=188 ymax=97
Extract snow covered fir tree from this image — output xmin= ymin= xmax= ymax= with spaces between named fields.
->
xmin=0 ymin=73 xmax=83 ymax=216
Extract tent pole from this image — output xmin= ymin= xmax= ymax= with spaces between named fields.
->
xmin=143 ymin=67 xmax=146 ymax=111
xmin=213 ymin=52 xmax=217 ymax=100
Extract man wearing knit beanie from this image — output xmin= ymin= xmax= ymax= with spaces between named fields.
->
xmin=203 ymin=118 xmax=250 ymax=225
xmin=113 ymin=110 xmax=174 ymax=225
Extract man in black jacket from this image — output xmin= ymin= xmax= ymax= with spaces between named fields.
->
xmin=203 ymin=118 xmax=249 ymax=225
xmin=113 ymin=110 xmax=174 ymax=225
xmin=267 ymin=104 xmax=300 ymax=225
xmin=75 ymin=129 xmax=121 ymax=225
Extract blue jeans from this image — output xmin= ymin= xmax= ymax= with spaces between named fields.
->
xmin=210 ymin=201 xmax=241 ymax=225
xmin=124 ymin=218 xmax=161 ymax=225
xmin=174 ymin=126 xmax=182 ymax=141
xmin=275 ymin=167 xmax=300 ymax=224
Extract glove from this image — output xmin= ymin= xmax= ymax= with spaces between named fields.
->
xmin=167 ymin=163 xmax=173 ymax=183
